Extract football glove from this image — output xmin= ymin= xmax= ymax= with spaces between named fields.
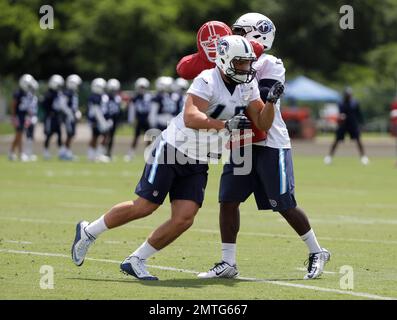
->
xmin=266 ymin=81 xmax=284 ymax=103
xmin=225 ymin=114 xmax=251 ymax=132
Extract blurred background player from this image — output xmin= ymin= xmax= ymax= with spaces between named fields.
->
xmin=87 ymin=77 xmax=111 ymax=162
xmin=172 ymin=77 xmax=190 ymax=115
xmin=23 ymin=78 xmax=39 ymax=161
xmin=9 ymin=74 xmax=37 ymax=161
xmin=148 ymin=76 xmax=177 ymax=132
xmin=62 ymin=74 xmax=82 ymax=160
xmin=324 ymin=87 xmax=369 ymax=165
xmin=43 ymin=74 xmax=67 ymax=160
xmin=125 ymin=77 xmax=152 ymax=161
xmin=103 ymin=78 xmax=122 ymax=159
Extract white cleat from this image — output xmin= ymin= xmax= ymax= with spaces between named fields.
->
xmin=120 ymin=256 xmax=158 ymax=280
xmin=197 ymin=261 xmax=239 ymax=279
xmin=71 ymin=221 xmax=95 ymax=266
xmin=361 ymin=156 xmax=370 ymax=165
xmin=96 ymin=154 xmax=111 ymax=163
xmin=20 ymin=153 xmax=30 ymax=162
xmin=304 ymin=248 xmax=331 ymax=280
xmin=324 ymin=155 xmax=332 ymax=165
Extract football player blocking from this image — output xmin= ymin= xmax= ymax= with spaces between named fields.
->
xmin=71 ymin=34 xmax=280 ymax=280
xmin=177 ymin=15 xmax=329 ymax=280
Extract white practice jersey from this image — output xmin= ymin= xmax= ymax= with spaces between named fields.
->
xmin=254 ymin=54 xmax=291 ymax=149
xmin=162 ymin=68 xmax=260 ymax=162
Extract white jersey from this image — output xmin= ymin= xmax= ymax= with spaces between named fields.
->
xmin=254 ymin=54 xmax=291 ymax=149
xmin=162 ymin=68 xmax=260 ymax=162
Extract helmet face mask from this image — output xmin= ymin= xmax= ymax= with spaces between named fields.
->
xmin=197 ymin=21 xmax=232 ymax=63
xmin=215 ymin=35 xmax=257 ymax=84
xmin=225 ymin=57 xmax=256 ymax=84
xmin=232 ymin=13 xmax=276 ymax=51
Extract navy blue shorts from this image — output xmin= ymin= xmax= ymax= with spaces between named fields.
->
xmin=336 ymin=122 xmax=360 ymax=141
xmin=15 ymin=112 xmax=26 ymax=132
xmin=219 ymin=145 xmax=297 ymax=212
xmin=44 ymin=116 xmax=61 ymax=136
xmin=65 ymin=120 xmax=76 ymax=138
xmin=135 ymin=139 xmax=209 ymax=206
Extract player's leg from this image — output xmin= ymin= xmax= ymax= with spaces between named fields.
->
xmin=120 ymin=199 xmax=199 ymax=280
xmin=64 ymin=120 xmax=76 ymax=159
xmin=88 ymin=126 xmax=99 ymax=161
xmin=198 ymin=148 xmax=253 ymax=279
xmin=71 ymin=197 xmax=160 ymax=267
xmin=325 ymin=125 xmax=345 ymax=164
xmin=106 ymin=118 xmax=117 ymax=158
xmin=43 ymin=117 xmax=54 ymax=160
xmin=351 ymin=127 xmax=369 ymax=165
xmin=257 ymin=147 xmax=330 ymax=279
xmin=121 ymin=146 xmax=208 ymax=280
xmin=10 ymin=130 xmax=23 ymax=160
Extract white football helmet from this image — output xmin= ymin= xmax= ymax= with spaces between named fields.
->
xmin=232 ymin=13 xmax=276 ymax=51
xmin=155 ymin=76 xmax=173 ymax=92
xmin=173 ymin=78 xmax=189 ymax=92
xmin=48 ymin=74 xmax=65 ymax=90
xmin=31 ymin=79 xmax=39 ymax=92
xmin=107 ymin=78 xmax=121 ymax=92
xmin=134 ymin=77 xmax=150 ymax=90
xmin=215 ymin=35 xmax=256 ymax=84
xmin=18 ymin=74 xmax=35 ymax=92
xmin=66 ymin=74 xmax=82 ymax=91
xmin=91 ymin=78 xmax=107 ymax=94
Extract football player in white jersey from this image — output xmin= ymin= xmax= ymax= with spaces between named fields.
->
xmin=198 ymin=13 xmax=330 ymax=280
xmin=71 ymin=35 xmax=281 ymax=280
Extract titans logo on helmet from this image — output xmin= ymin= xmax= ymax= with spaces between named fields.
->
xmin=256 ymin=20 xmax=273 ymax=34
xmin=217 ymin=39 xmax=229 ymax=55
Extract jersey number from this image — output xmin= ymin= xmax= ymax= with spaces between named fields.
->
xmin=210 ymin=105 xmax=246 ymax=119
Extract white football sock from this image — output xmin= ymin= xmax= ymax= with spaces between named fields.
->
xmin=222 ymin=243 xmax=236 ymax=266
xmin=25 ymin=138 xmax=33 ymax=156
xmin=85 ymin=215 xmax=108 ymax=239
xmin=300 ymin=229 xmax=322 ymax=253
xmin=132 ymin=240 xmax=158 ymax=260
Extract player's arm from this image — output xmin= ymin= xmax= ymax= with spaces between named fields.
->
xmin=246 ymin=80 xmax=284 ymax=131
xmin=183 ymin=93 xmax=225 ymax=130
xmin=176 ymin=53 xmax=215 ymax=80
xmin=246 ymin=98 xmax=274 ymax=132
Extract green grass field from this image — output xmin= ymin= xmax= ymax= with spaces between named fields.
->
xmin=0 ymin=155 xmax=396 ymax=300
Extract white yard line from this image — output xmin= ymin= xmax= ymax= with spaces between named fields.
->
xmin=0 ymin=248 xmax=395 ymax=300
xmin=2 ymin=240 xmax=33 ymax=245
xmin=1 ymin=215 xmax=397 ymax=245
xmin=295 ymin=267 xmax=338 ymax=275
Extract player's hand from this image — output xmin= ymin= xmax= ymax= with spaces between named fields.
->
xmin=225 ymin=114 xmax=251 ymax=132
xmin=266 ymin=81 xmax=284 ymax=103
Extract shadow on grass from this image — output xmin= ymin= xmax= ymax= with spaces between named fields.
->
xmin=65 ymin=276 xmax=305 ymax=288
